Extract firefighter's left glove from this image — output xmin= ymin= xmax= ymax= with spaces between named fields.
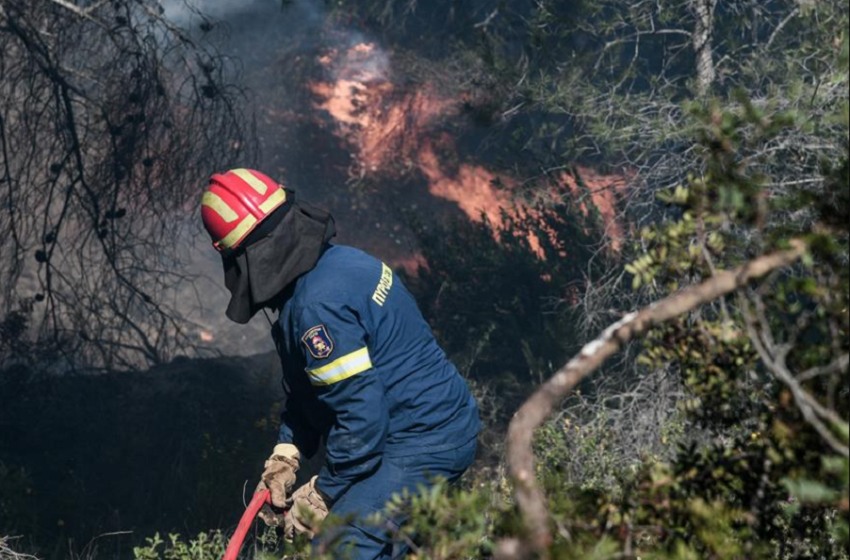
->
xmin=285 ymin=476 xmax=329 ymax=540
xmin=255 ymin=444 xmax=300 ymax=528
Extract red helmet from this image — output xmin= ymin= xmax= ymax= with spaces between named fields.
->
xmin=201 ymin=169 xmax=288 ymax=252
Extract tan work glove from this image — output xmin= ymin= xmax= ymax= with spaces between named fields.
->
xmin=285 ymin=476 xmax=329 ymax=540
xmin=255 ymin=444 xmax=300 ymax=527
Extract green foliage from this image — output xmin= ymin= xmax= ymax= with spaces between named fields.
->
xmin=620 ymin=89 xmax=809 ymax=292
xmin=783 ymin=455 xmax=850 ymax=546
xmin=383 ymin=479 xmax=497 ymax=560
xmin=784 ymin=476 xmax=841 ymax=504
xmin=614 ymin=91 xmax=849 ymax=560
xmin=132 ymin=532 xmax=226 ymax=560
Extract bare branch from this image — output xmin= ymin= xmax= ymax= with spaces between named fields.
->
xmin=0 ymin=0 xmax=254 ymax=370
xmin=42 ymin=0 xmax=109 ymax=29
xmin=741 ymin=296 xmax=849 ymax=458
xmin=766 ymin=7 xmax=801 ymax=51
xmin=0 ymin=537 xmax=38 ymax=560
xmin=798 ymin=354 xmax=850 ymax=383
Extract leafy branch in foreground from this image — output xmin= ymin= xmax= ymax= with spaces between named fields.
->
xmin=491 ymin=86 xmax=849 ymax=558
xmin=497 ymin=240 xmax=808 ymax=560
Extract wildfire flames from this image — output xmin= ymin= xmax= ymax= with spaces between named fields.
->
xmin=311 ymin=43 xmax=455 ymax=175
xmin=560 ymin=170 xmax=628 ymax=246
xmin=310 ymin=42 xmax=627 ymax=257
xmin=417 ymin=135 xmax=515 ymax=225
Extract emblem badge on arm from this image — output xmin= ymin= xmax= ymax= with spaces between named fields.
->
xmin=302 ymin=325 xmax=335 ymax=359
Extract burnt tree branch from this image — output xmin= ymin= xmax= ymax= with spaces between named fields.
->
xmin=0 ymin=0 xmax=255 ymax=370
xmin=496 ymin=240 xmax=808 ymax=560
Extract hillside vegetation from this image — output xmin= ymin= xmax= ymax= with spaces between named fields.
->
xmin=1 ymin=1 xmax=848 ymax=560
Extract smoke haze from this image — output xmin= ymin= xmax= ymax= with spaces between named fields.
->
xmin=162 ymin=0 xmax=291 ymax=24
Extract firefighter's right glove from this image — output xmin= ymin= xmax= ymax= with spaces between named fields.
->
xmin=255 ymin=444 xmax=300 ymax=528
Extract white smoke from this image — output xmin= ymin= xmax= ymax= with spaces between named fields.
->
xmin=162 ymin=0 xmax=281 ymax=25
xmin=162 ymin=0 xmax=326 ymax=42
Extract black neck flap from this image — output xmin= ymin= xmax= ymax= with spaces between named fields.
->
xmin=221 ymin=193 xmax=336 ymax=324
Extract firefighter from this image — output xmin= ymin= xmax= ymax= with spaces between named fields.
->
xmin=201 ymin=169 xmax=481 ymax=559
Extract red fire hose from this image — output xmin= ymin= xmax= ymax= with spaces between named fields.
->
xmin=221 ymin=490 xmax=272 ymax=560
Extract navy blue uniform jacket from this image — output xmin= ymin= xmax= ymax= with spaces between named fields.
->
xmin=273 ymin=245 xmax=481 ymax=504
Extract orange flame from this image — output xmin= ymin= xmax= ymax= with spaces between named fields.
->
xmin=419 ymin=139 xmax=515 ymax=226
xmin=310 ymin=43 xmax=627 ymax=257
xmin=311 ymin=44 xmax=453 ymax=173
xmin=559 ymin=170 xmax=628 ymax=247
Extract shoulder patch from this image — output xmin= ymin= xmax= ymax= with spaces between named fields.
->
xmin=302 ymin=325 xmax=335 ymax=360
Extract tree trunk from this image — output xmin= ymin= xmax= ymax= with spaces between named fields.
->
xmin=692 ymin=0 xmax=719 ymax=95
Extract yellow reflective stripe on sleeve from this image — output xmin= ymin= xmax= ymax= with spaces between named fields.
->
xmin=217 ymin=214 xmax=258 ymax=249
xmin=232 ymin=168 xmax=268 ymax=195
xmin=307 ymin=347 xmax=373 ymax=386
xmin=259 ymin=187 xmax=287 ymax=214
xmin=202 ymin=191 xmax=239 ymax=223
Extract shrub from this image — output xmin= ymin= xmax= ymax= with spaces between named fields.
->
xmin=132 ymin=532 xmax=227 ymax=560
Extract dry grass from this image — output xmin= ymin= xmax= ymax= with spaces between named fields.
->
xmin=0 ymin=537 xmax=38 ymax=560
